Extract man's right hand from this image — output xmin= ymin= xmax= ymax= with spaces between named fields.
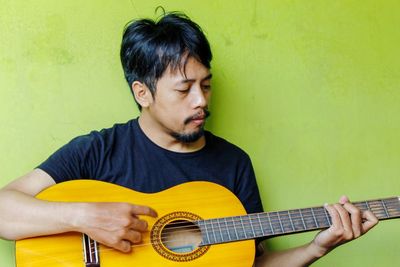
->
xmin=77 ymin=202 xmax=157 ymax=253
xmin=0 ymin=169 xmax=157 ymax=254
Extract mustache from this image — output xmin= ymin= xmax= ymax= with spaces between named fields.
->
xmin=184 ymin=109 xmax=211 ymax=125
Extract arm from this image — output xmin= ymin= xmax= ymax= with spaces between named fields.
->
xmin=254 ymin=196 xmax=378 ymax=267
xmin=0 ymin=169 xmax=157 ymax=252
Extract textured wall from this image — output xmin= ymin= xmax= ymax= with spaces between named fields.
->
xmin=1 ymin=1 xmax=399 ymax=266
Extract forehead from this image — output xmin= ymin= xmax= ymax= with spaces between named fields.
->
xmin=164 ymin=57 xmax=211 ymax=83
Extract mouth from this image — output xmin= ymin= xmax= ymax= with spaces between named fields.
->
xmin=191 ymin=117 xmax=205 ymax=126
xmin=185 ymin=110 xmax=210 ymax=126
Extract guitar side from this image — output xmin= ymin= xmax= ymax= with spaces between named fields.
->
xmin=15 ymin=180 xmax=255 ymax=267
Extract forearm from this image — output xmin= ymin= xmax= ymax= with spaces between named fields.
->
xmin=255 ymin=242 xmax=326 ymax=267
xmin=0 ymin=189 xmax=84 ymax=240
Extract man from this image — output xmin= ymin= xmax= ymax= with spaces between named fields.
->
xmin=0 ymin=12 xmax=378 ymax=266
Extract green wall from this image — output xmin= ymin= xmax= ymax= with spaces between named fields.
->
xmin=1 ymin=1 xmax=399 ymax=266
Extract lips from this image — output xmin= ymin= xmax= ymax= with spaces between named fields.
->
xmin=184 ymin=110 xmax=210 ymax=125
xmin=190 ymin=114 xmax=205 ymax=125
xmin=191 ymin=118 xmax=205 ymax=126
xmin=192 ymin=115 xmax=205 ymax=121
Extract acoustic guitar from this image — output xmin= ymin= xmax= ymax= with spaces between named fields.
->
xmin=15 ymin=180 xmax=400 ymax=266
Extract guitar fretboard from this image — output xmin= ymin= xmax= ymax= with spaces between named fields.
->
xmin=197 ymin=197 xmax=400 ymax=246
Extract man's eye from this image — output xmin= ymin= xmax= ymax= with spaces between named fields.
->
xmin=202 ymin=85 xmax=211 ymax=91
xmin=177 ymin=88 xmax=190 ymax=93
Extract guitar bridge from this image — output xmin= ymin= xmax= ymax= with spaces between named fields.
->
xmin=82 ymin=234 xmax=100 ymax=267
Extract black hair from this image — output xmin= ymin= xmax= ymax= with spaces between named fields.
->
xmin=120 ymin=12 xmax=213 ymax=110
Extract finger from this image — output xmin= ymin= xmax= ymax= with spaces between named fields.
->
xmin=361 ymin=210 xmax=379 ymax=233
xmin=123 ymin=229 xmax=142 ymax=244
xmin=130 ymin=205 xmax=158 ymax=217
xmin=324 ymin=203 xmax=341 ymax=229
xmin=114 ymin=239 xmax=132 ymax=253
xmin=333 ymin=203 xmax=353 ymax=239
xmin=342 ymin=202 xmax=362 ymax=238
xmin=339 ymin=195 xmax=349 ymax=205
xmin=129 ymin=218 xmax=148 ymax=232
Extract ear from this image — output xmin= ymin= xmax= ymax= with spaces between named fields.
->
xmin=131 ymin=81 xmax=153 ymax=108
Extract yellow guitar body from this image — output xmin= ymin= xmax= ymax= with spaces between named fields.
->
xmin=15 ymin=180 xmax=255 ymax=266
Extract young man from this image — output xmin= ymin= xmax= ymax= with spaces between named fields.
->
xmin=0 ymin=12 xmax=378 ymax=266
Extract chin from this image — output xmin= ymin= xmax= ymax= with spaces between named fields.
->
xmin=171 ymin=128 xmax=205 ymax=143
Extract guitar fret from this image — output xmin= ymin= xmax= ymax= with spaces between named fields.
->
xmin=310 ymin=207 xmax=319 ymax=228
xmin=276 ymin=212 xmax=284 ymax=233
xmin=269 ymin=212 xmax=283 ymax=234
xmin=368 ymin=201 xmax=388 ymax=218
xmin=258 ymin=213 xmax=273 ymax=236
xmin=316 ymin=207 xmax=330 ymax=228
xmin=240 ymin=216 xmax=248 ymax=239
xmin=386 ymin=198 xmax=400 ymax=216
xmin=279 ymin=211 xmax=293 ymax=232
xmin=304 ymin=208 xmax=317 ymax=229
xmin=356 ymin=202 xmax=368 ymax=213
xmin=223 ymin=217 xmax=237 ymax=242
xmin=323 ymin=208 xmax=332 ymax=226
xmin=365 ymin=201 xmax=371 ymax=211
xmin=381 ymin=199 xmax=390 ymax=218
xmin=202 ymin=221 xmax=211 ymax=245
xmin=242 ymin=216 xmax=253 ymax=238
xmin=224 ymin=217 xmax=231 ymax=241
xmin=248 ymin=215 xmax=256 ymax=238
xmin=287 ymin=210 xmax=295 ymax=231
xmin=354 ymin=198 xmax=400 ymax=220
xmin=267 ymin=213 xmax=275 ymax=235
xmin=209 ymin=220 xmax=218 ymax=243
xmin=232 ymin=217 xmax=239 ymax=240
xmin=288 ymin=210 xmax=304 ymax=231
xmin=257 ymin=213 xmax=266 ymax=236
xmin=217 ymin=219 xmax=224 ymax=242
xmin=299 ymin=209 xmax=307 ymax=230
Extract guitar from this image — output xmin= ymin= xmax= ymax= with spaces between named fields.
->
xmin=16 ymin=180 xmax=400 ymax=267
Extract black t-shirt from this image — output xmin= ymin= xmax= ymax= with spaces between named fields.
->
xmin=38 ymin=118 xmax=263 ymax=214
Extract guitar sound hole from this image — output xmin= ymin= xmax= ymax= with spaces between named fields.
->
xmin=161 ymin=220 xmax=202 ymax=254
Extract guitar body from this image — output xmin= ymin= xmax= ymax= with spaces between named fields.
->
xmin=15 ymin=180 xmax=255 ymax=267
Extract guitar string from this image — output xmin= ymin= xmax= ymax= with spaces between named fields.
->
xmin=150 ymin=198 xmax=400 ymax=231
xmin=84 ymin=207 xmax=400 ymax=258
xmin=86 ymin=199 xmax=400 ymax=248
xmin=18 ymin=232 xmax=209 ymax=265
xmin=157 ymin=201 xmax=400 ymax=233
xmin=73 ymin=196 xmax=400 ymax=254
xmin=21 ymin=201 xmax=400 ymax=264
xmin=82 ymin=200 xmax=400 ymax=251
xmin=140 ymin=200 xmax=400 ymax=240
xmin=156 ymin=197 xmax=400 ymax=228
xmin=82 ymin=202 xmax=400 ymax=254
xmin=21 ymin=201 xmax=400 ymax=267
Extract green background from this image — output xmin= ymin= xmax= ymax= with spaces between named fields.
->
xmin=1 ymin=0 xmax=399 ymax=266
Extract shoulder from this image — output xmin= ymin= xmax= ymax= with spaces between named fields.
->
xmin=204 ymin=131 xmax=251 ymax=160
xmin=69 ymin=119 xmax=137 ymax=147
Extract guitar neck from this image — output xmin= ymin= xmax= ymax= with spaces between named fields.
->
xmin=198 ymin=196 xmax=400 ymax=246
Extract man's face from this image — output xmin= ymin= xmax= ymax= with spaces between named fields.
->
xmin=146 ymin=57 xmax=212 ymax=143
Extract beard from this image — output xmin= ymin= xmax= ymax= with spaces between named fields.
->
xmin=170 ymin=109 xmax=211 ymax=143
xmin=171 ymin=128 xmax=205 ymax=143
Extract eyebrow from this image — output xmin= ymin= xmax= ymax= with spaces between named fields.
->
xmin=179 ymin=73 xmax=213 ymax=84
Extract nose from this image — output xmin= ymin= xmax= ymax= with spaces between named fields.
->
xmin=191 ymin=85 xmax=209 ymax=108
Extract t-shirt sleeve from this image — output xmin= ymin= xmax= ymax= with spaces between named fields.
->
xmin=234 ymin=154 xmax=264 ymax=214
xmin=37 ymin=133 xmax=101 ymax=183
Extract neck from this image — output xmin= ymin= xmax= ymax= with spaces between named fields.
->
xmin=197 ymin=196 xmax=400 ymax=246
xmin=138 ymin=114 xmax=206 ymax=153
